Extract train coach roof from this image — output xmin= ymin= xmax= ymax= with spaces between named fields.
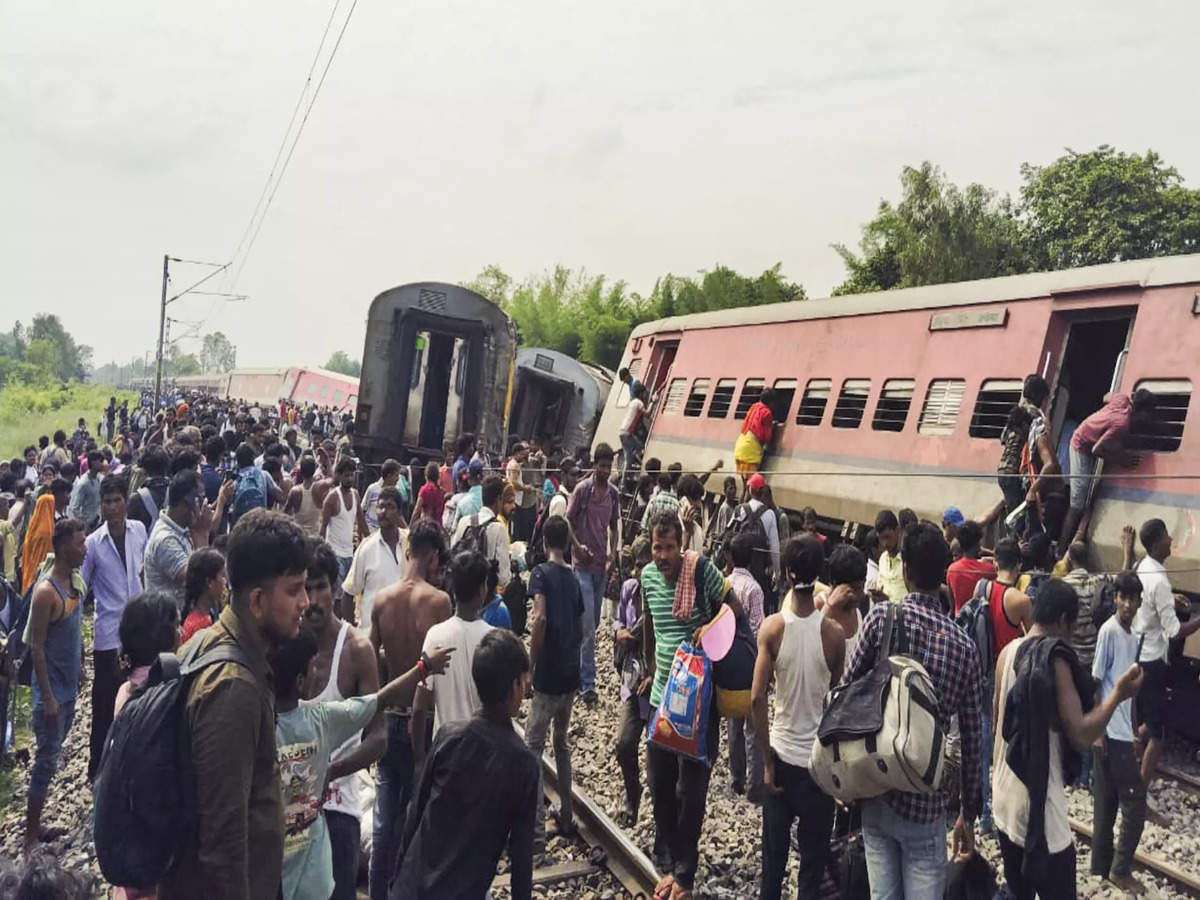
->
xmin=630 ymin=253 xmax=1200 ymax=338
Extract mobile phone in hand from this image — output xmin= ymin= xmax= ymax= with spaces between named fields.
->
xmin=1135 ymin=632 xmax=1145 ymax=663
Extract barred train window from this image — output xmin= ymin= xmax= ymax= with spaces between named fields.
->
xmin=796 ymin=379 xmax=831 ymax=426
xmin=771 ymin=378 xmax=797 ymax=422
xmin=969 ymin=379 xmax=1023 ymax=439
xmin=1129 ymin=379 xmax=1191 ymax=452
xmin=708 ymin=379 xmax=737 ymax=418
xmin=832 ymin=379 xmax=871 ymax=429
xmin=734 ymin=379 xmax=765 ymax=420
xmin=662 ymin=378 xmax=687 ymax=415
xmin=684 ymin=379 xmax=710 ymax=417
xmin=918 ymin=379 xmax=966 ymax=436
xmin=872 ymin=379 xmax=915 ymax=432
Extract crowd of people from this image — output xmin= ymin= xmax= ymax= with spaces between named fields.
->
xmin=0 ymin=371 xmax=1191 ymax=900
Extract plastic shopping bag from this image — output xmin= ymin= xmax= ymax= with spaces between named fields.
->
xmin=647 ymin=641 xmax=713 ymax=765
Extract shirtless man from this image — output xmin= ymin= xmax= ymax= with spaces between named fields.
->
xmin=366 ymin=519 xmax=451 ymax=900
xmin=302 ymin=540 xmax=382 ymax=900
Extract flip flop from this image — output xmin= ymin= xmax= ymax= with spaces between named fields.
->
xmin=653 ymin=875 xmax=676 ymax=900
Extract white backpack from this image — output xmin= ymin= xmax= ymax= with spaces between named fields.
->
xmin=810 ymin=603 xmax=946 ymax=803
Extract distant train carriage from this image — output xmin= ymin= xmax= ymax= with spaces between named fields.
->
xmin=225 ymin=368 xmax=291 ymax=407
xmin=282 ymin=367 xmax=359 ymax=411
xmin=356 ymin=282 xmax=517 ymax=464
xmin=509 ymin=348 xmax=614 ymax=456
xmin=594 ymin=254 xmax=1200 ymax=600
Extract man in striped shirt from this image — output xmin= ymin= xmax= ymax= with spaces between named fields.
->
xmin=641 ymin=511 xmax=724 ymax=898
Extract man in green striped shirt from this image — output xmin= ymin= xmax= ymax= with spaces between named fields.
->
xmin=641 ymin=511 xmax=724 ymax=899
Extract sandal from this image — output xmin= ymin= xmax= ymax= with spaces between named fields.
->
xmin=653 ymin=875 xmax=676 ymax=900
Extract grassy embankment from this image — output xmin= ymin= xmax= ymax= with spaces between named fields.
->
xmin=0 ymin=382 xmax=138 ymax=460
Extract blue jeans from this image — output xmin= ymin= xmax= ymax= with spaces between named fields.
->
xmin=861 ymin=799 xmax=947 ymax=900
xmin=576 ymin=569 xmax=605 ymax=693
xmin=370 ymin=713 xmax=414 ymax=900
xmin=30 ymin=699 xmax=76 ymax=803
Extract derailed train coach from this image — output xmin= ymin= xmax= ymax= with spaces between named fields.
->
xmin=509 ymin=348 xmax=614 ymax=457
xmin=355 ymin=282 xmax=518 ymax=465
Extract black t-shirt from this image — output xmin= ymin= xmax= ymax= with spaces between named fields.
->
xmin=528 ymin=561 xmax=584 ymax=695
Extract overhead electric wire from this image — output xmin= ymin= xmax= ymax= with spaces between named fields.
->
xmin=231 ymin=0 xmax=359 ymax=289
xmin=227 ymin=0 xmax=343 ymax=275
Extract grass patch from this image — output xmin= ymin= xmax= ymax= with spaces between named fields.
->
xmin=0 ymin=684 xmax=34 ymax=813
xmin=0 ymin=382 xmax=138 ymax=459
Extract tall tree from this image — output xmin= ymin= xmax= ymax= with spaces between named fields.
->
xmin=28 ymin=313 xmax=86 ymax=380
xmin=1019 ymin=145 xmax=1200 ymax=269
xmin=200 ymin=331 xmax=237 ymax=372
xmin=833 ymin=162 xmax=1027 ymax=295
xmin=324 ymin=351 xmax=361 ymax=376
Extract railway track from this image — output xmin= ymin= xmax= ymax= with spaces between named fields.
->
xmin=502 ymin=724 xmax=657 ymax=898
xmin=1067 ymin=816 xmax=1200 ymax=896
xmin=1160 ymin=763 xmax=1200 ymax=800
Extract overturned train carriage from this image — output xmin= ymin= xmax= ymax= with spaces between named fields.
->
xmin=509 ymin=348 xmax=614 ymax=456
xmin=356 ymin=282 xmax=518 ymax=464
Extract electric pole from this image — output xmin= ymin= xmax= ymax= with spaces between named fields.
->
xmin=154 ymin=254 xmax=169 ymax=411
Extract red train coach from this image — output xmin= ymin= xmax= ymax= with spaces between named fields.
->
xmin=594 ymin=254 xmax=1200 ymax=597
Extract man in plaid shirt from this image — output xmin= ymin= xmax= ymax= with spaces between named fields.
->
xmin=840 ymin=522 xmax=983 ymax=898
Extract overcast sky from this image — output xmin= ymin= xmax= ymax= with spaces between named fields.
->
xmin=4 ymin=0 xmax=1198 ymax=370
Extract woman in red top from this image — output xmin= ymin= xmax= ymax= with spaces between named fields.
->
xmin=181 ymin=547 xmax=227 ymax=643
xmin=412 ymin=460 xmax=446 ymax=526
xmin=734 ymin=388 xmax=776 ymax=481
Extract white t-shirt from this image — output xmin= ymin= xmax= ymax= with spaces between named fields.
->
xmin=620 ymin=398 xmax=645 ymax=434
xmin=421 ymin=615 xmax=494 ymax=737
xmin=342 ymin=529 xmax=405 ymax=633
xmin=505 ymin=458 xmax=525 ymax=506
xmin=1093 ymin=617 xmax=1139 ymax=741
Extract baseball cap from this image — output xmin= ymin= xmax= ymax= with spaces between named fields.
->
xmin=747 ymin=473 xmax=766 ymax=491
xmin=942 ymin=506 xmax=965 ymax=527
xmin=468 ymin=458 xmax=485 ymax=477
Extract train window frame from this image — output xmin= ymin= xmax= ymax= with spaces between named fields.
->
xmin=1128 ymin=378 xmax=1191 ymax=453
xmin=410 ymin=333 xmax=427 ymax=392
xmin=831 ymin=379 xmax=871 ymax=429
xmin=614 ymin=358 xmax=644 ymax=409
xmin=734 ymin=379 xmax=766 ymax=420
xmin=320 ymin=385 xmax=331 ymax=400
xmin=662 ymin=377 xmax=688 ymax=416
xmin=918 ymin=378 xmax=967 ymax=436
xmin=454 ymin=345 xmax=468 ymax=396
xmin=334 ymin=390 xmax=344 ymax=404
xmin=708 ymin=378 xmax=737 ymax=418
xmin=796 ymin=378 xmax=832 ymax=426
xmin=684 ymin=378 xmax=711 ymax=417
xmin=969 ymin=378 xmax=1024 ymax=439
xmin=872 ymin=378 xmax=915 ymax=432
xmin=771 ymin=378 xmax=798 ymax=422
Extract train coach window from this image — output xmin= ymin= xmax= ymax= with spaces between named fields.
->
xmin=334 ymin=390 xmax=344 ymax=404
xmin=1129 ymin=379 xmax=1191 ymax=452
xmin=872 ymin=379 xmax=915 ymax=432
xmin=968 ymin=379 xmax=1023 ymax=439
xmin=796 ymin=379 xmax=832 ymax=426
xmin=615 ymin=358 xmax=644 ymax=408
xmin=832 ymin=379 xmax=871 ymax=429
xmin=662 ymin=378 xmax=688 ymax=415
xmin=320 ymin=386 xmax=331 ymax=400
xmin=708 ymin=378 xmax=737 ymax=418
xmin=684 ymin=379 xmax=710 ymax=417
xmin=771 ymin=379 xmax=797 ymax=421
xmin=734 ymin=379 xmax=766 ymax=420
xmin=918 ymin=379 xmax=966 ymax=436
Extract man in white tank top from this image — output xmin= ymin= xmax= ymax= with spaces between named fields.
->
xmin=285 ymin=457 xmax=329 ymax=536
xmin=301 ymin=543 xmax=383 ymax=900
xmin=321 ymin=458 xmax=369 ymax=622
xmin=751 ymin=535 xmax=845 ymax=900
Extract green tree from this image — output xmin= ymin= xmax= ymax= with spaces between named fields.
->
xmin=199 ymin=331 xmax=237 ymax=372
xmin=1019 ymin=145 xmax=1200 ymax=269
xmin=833 ymin=163 xmax=1027 ymax=294
xmin=324 ymin=351 xmax=362 ymax=377
xmin=28 ymin=313 xmax=86 ymax=380
xmin=24 ymin=338 xmax=65 ymax=379
xmin=169 ymin=353 xmax=201 ymax=376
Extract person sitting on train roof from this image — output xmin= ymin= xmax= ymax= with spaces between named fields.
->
xmin=733 ymin=389 xmax=776 ymax=494
xmin=1060 ymin=389 xmax=1157 ymax=549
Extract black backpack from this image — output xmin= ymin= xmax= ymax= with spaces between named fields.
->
xmin=93 ymin=638 xmax=251 ymax=888
xmin=956 ymin=578 xmax=998 ymax=685
xmin=454 ymin=513 xmax=504 ymax=559
xmin=1090 ymin=577 xmax=1117 ymax=632
xmin=714 ymin=502 xmax=770 ymax=575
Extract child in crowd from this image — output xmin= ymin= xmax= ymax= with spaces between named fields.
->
xmin=1091 ymin=570 xmax=1149 ymax=894
xmin=114 ymin=590 xmax=180 ymax=718
xmin=181 ymin=547 xmax=226 ymax=643
xmin=614 ymin=537 xmax=651 ymax=826
xmin=272 ymin=627 xmax=453 ymax=900
xmin=481 ymin=560 xmax=512 ymax=629
xmin=525 ymin=515 xmax=585 ymax=855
